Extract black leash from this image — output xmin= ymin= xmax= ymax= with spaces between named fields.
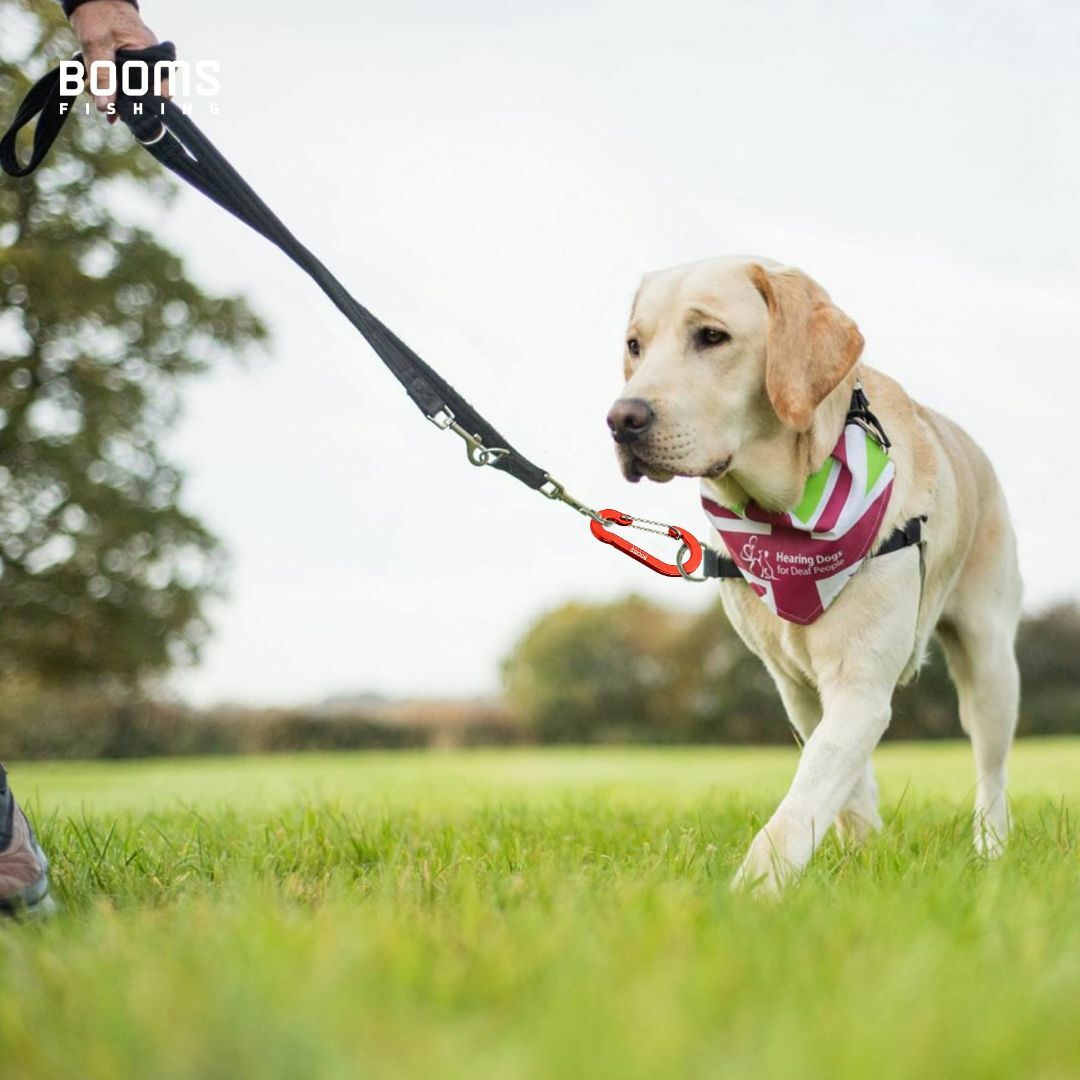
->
xmin=1 ymin=45 xmax=925 ymax=588
xmin=0 ymin=44 xmax=597 ymax=517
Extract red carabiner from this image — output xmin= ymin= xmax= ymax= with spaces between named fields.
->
xmin=589 ymin=508 xmax=703 ymax=578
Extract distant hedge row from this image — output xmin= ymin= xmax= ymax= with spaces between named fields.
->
xmin=3 ymin=602 xmax=1078 ymax=759
xmin=0 ymin=686 xmax=522 ymax=761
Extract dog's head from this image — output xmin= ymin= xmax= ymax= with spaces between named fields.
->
xmin=608 ymin=257 xmax=864 ymax=487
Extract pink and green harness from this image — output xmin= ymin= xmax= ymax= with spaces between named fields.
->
xmin=700 ymin=389 xmax=920 ymax=625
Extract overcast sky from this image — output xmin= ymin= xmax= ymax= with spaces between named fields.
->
xmin=55 ymin=0 xmax=1080 ymax=704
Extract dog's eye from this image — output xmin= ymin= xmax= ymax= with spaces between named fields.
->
xmin=695 ymin=327 xmax=731 ymax=349
xmin=626 ymin=338 xmax=640 ymax=357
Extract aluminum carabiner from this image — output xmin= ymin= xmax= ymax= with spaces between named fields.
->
xmin=589 ymin=508 xmax=703 ymax=578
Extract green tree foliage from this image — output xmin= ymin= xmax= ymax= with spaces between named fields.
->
xmin=501 ymin=596 xmax=700 ymax=743
xmin=1013 ymin=603 xmax=1080 ymax=735
xmin=501 ymin=595 xmax=789 ymax=744
xmin=504 ymin=596 xmax=1080 ymax=743
xmin=0 ymin=1 xmax=266 ymax=684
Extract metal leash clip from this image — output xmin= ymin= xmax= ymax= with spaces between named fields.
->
xmin=428 ymin=407 xmax=510 ymax=467
xmin=589 ymin=509 xmax=703 ymax=578
xmin=429 ymin=409 xmax=706 ymax=575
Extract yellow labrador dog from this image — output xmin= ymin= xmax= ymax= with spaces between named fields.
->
xmin=608 ymin=256 xmax=1022 ymax=894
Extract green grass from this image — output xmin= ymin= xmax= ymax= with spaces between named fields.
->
xmin=4 ymin=741 xmax=1080 ymax=1079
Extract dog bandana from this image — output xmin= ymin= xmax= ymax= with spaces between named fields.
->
xmin=700 ymin=417 xmax=895 ymax=625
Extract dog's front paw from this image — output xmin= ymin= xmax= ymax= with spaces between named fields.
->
xmin=973 ymin=810 xmax=1009 ymax=859
xmin=835 ymin=805 xmax=883 ymax=847
xmin=731 ymin=828 xmax=797 ymax=898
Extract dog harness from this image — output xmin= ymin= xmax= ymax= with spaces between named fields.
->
xmin=699 ymin=388 xmax=924 ymax=624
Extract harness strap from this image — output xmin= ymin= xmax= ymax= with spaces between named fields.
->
xmin=0 ymin=45 xmax=552 ymax=493
xmin=847 ymin=382 xmax=892 ymax=450
xmin=874 ymin=515 xmax=925 ymax=557
xmin=699 ymin=515 xmax=926 ymax=581
xmin=700 ymin=548 xmax=746 ymax=580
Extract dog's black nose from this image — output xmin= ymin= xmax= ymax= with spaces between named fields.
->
xmin=607 ymin=398 xmax=654 ymax=443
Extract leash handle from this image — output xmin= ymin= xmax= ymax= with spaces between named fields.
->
xmin=0 ymin=54 xmax=80 ymax=176
xmin=0 ymin=43 xmax=177 ymax=177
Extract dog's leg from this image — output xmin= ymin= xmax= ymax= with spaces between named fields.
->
xmin=768 ymin=667 xmax=882 ymax=846
xmin=733 ymin=560 xmax=919 ymax=895
xmin=939 ymin=617 xmax=1020 ymax=857
xmin=767 ymin=666 xmax=820 ymax=742
xmin=732 ymin=685 xmax=893 ymax=894
xmin=835 ymin=761 xmax=883 ymax=845
xmin=938 ymin=497 xmax=1022 ymax=859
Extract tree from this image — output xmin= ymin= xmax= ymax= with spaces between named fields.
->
xmin=1014 ymin=603 xmax=1080 ymax=735
xmin=501 ymin=595 xmax=789 ymax=744
xmin=501 ymin=596 xmax=694 ymax=742
xmin=0 ymin=1 xmax=267 ymax=684
xmin=673 ymin=598 xmax=790 ymax=742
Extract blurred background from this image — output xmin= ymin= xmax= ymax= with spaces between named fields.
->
xmin=2 ymin=0 xmax=1079 ymax=758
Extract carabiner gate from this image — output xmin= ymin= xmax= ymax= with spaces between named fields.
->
xmin=589 ymin=508 xmax=703 ymax=578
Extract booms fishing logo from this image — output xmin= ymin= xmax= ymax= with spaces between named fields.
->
xmin=59 ymin=58 xmax=222 ymax=117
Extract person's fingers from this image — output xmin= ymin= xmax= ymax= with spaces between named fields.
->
xmin=70 ymin=4 xmax=162 ymax=121
xmin=81 ymin=41 xmax=117 ymax=114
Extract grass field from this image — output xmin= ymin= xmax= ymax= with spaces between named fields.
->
xmin=3 ymin=741 xmax=1080 ymax=1079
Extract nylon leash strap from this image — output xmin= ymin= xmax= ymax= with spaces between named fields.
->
xmin=0 ymin=43 xmax=600 ymax=515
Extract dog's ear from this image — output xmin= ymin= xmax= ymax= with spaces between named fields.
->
xmin=749 ymin=264 xmax=864 ymax=431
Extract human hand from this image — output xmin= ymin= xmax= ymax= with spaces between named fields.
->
xmin=69 ymin=1 xmax=163 ymax=123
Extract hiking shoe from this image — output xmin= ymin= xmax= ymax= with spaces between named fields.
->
xmin=0 ymin=765 xmax=54 ymax=920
